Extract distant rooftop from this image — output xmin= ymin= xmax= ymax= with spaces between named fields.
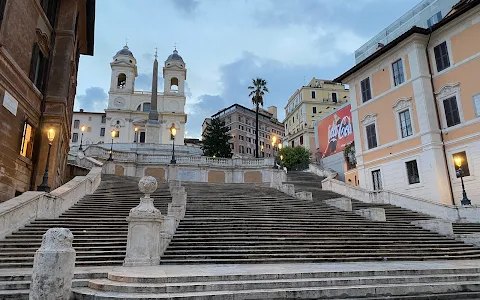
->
xmin=354 ymin=0 xmax=458 ymax=64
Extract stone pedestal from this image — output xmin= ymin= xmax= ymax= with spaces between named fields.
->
xmin=270 ymin=171 xmax=284 ymax=189
xmin=29 ymin=228 xmax=75 ymax=300
xmin=412 ymin=219 xmax=454 ymax=237
xmin=145 ymin=122 xmax=161 ymax=144
xmin=160 ymin=215 xmax=177 ymax=255
xmin=123 ymin=176 xmax=164 ymax=267
xmin=169 ymin=186 xmax=187 ymax=222
xmin=354 ymin=208 xmax=386 ymax=221
xmin=295 ymin=191 xmax=313 ymax=201
xmin=281 ymin=184 xmax=295 ymax=197
xmin=325 ymin=197 xmax=353 ymax=211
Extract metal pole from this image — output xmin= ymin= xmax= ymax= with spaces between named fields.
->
xmin=37 ymin=143 xmax=52 ymax=192
xmin=107 ymin=138 xmax=113 ymax=161
xmin=170 ymin=136 xmax=176 ymax=164
xmin=79 ymin=132 xmax=84 ymax=151
xmin=459 ymin=169 xmax=471 ymax=206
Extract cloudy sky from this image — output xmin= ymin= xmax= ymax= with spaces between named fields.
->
xmin=75 ymin=0 xmax=421 ymax=138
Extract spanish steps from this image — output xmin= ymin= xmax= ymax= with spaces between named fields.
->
xmin=2 ymin=171 xmax=480 ymax=299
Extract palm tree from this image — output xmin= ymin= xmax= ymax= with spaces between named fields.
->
xmin=248 ymin=78 xmax=269 ymax=158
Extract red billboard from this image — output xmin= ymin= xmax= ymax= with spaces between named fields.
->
xmin=315 ymin=104 xmax=354 ymax=159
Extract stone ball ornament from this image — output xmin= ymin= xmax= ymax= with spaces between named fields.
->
xmin=138 ymin=176 xmax=158 ymax=197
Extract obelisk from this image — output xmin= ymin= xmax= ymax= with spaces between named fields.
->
xmin=145 ymin=48 xmax=161 ymax=143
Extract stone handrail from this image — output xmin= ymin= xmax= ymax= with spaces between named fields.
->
xmin=309 ymin=164 xmax=338 ymax=179
xmin=83 ymin=146 xmax=275 ymax=168
xmin=0 ymin=167 xmax=103 ymax=239
xmin=321 ymin=177 xmax=480 ymax=223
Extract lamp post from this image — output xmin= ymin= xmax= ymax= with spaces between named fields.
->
xmin=280 ymin=154 xmax=284 ymax=169
xmin=134 ymin=127 xmax=138 ymax=143
xmin=79 ymin=125 xmax=86 ymax=151
xmin=454 ymin=156 xmax=471 ymax=206
xmin=107 ymin=130 xmax=115 ymax=161
xmin=261 ymin=145 xmax=264 ymax=157
xmin=37 ymin=128 xmax=55 ymax=192
xmin=170 ymin=125 xmax=177 ymax=164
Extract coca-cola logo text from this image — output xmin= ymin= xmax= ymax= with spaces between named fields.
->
xmin=327 ymin=116 xmax=353 ymax=143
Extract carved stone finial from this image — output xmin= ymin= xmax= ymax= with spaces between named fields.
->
xmin=138 ymin=176 xmax=158 ymax=198
xmin=39 ymin=228 xmax=74 ymax=252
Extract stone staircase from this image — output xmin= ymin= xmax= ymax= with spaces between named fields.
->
xmin=0 ymin=175 xmax=171 ymax=269
xmin=159 ymin=179 xmax=480 ymax=264
xmin=287 ymin=171 xmax=480 ymax=233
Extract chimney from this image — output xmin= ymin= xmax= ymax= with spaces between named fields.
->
xmin=267 ymin=106 xmax=277 ymax=119
xmin=80 ymin=109 xmax=84 ymax=113
xmin=376 ymin=43 xmax=385 ymax=50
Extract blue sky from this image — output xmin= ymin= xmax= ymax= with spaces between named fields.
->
xmin=75 ymin=0 xmax=420 ymax=138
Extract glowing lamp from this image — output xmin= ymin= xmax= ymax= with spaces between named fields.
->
xmin=47 ymin=128 xmax=55 ymax=143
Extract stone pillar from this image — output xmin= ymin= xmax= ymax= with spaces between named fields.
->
xmin=168 ymin=186 xmax=187 ymax=222
xmin=280 ymin=184 xmax=295 ymax=197
xmin=29 ymin=228 xmax=75 ymax=300
xmin=354 ymin=208 xmax=386 ymax=221
xmin=325 ymin=197 xmax=353 ymax=211
xmin=123 ymin=176 xmax=163 ymax=267
xmin=270 ymin=170 xmax=284 ymax=189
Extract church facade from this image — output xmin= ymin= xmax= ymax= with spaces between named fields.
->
xmin=104 ymin=45 xmax=187 ymax=145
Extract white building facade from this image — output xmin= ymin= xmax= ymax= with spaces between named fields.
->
xmin=105 ymin=46 xmax=187 ymax=145
xmin=70 ymin=110 xmax=106 ymax=149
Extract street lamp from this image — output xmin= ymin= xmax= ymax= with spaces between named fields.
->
xmin=170 ymin=125 xmax=177 ymax=164
xmin=454 ymin=156 xmax=471 ymax=206
xmin=134 ymin=127 xmax=138 ymax=143
xmin=37 ymin=128 xmax=55 ymax=192
xmin=79 ymin=125 xmax=86 ymax=151
xmin=107 ymin=130 xmax=115 ymax=161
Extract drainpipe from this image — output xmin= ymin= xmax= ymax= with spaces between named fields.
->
xmin=425 ymin=29 xmax=455 ymax=205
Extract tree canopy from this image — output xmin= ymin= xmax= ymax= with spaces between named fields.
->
xmin=278 ymin=146 xmax=310 ymax=170
xmin=201 ymin=118 xmax=233 ymax=158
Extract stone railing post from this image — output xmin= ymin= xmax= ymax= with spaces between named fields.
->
xmin=123 ymin=176 xmax=163 ymax=267
xmin=29 ymin=228 xmax=75 ymax=300
xmin=168 ymin=186 xmax=187 ymax=223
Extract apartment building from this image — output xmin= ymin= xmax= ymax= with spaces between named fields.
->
xmin=284 ymin=78 xmax=349 ymax=155
xmin=335 ymin=0 xmax=480 ymax=206
xmin=0 ymin=0 xmax=95 ymax=202
xmin=203 ymin=104 xmax=284 ymax=158
xmin=70 ymin=110 xmax=106 ymax=150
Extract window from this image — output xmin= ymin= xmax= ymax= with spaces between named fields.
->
xmin=406 ymin=160 xmax=420 ymax=184
xmin=139 ymin=132 xmax=146 ymax=143
xmin=20 ymin=122 xmax=34 ymax=159
xmin=443 ymin=96 xmax=461 ymax=127
xmin=312 ymin=107 xmax=317 ymax=114
xmin=100 ymin=128 xmax=105 ymax=136
xmin=300 ymin=136 xmax=304 ymax=145
xmin=101 ymin=115 xmax=106 ymax=123
xmin=434 ymin=42 xmax=450 ymax=72
xmin=361 ymin=77 xmax=372 ymax=103
xmin=0 ymin=0 xmax=7 ymax=28
xmin=143 ymin=103 xmax=151 ymax=112
xmin=73 ymin=120 xmax=80 ymax=129
xmin=311 ymin=91 xmax=316 ymax=99
xmin=72 ymin=133 xmax=78 ymax=143
xmin=372 ymin=170 xmax=382 ymax=190
xmin=366 ymin=124 xmax=377 ymax=149
xmin=453 ymin=151 xmax=470 ymax=177
xmin=392 ymin=59 xmax=405 ymax=86
xmin=332 ymin=93 xmax=337 ymax=103
xmin=427 ymin=11 xmax=442 ymax=28
xmin=29 ymin=44 xmax=48 ymax=92
xmin=41 ymin=0 xmax=58 ymax=27
xmin=399 ymin=110 xmax=413 ymax=138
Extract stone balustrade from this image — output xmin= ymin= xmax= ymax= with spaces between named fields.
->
xmin=0 ymin=167 xmax=102 ymax=240
xmin=321 ymin=177 xmax=480 ymax=223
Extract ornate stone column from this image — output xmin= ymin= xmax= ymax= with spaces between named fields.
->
xmin=29 ymin=228 xmax=75 ymax=300
xmin=123 ymin=176 xmax=163 ymax=267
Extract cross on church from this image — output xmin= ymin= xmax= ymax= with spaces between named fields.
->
xmin=174 ymin=42 xmax=177 ymax=51
xmin=125 ymin=38 xmax=129 ymax=46
xmin=154 ymin=47 xmax=158 ymax=59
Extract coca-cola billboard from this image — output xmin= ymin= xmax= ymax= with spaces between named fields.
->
xmin=315 ymin=104 xmax=354 ymax=159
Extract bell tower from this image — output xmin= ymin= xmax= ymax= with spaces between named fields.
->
xmin=163 ymin=48 xmax=187 ymax=96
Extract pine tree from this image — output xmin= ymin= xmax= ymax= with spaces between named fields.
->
xmin=201 ymin=118 xmax=233 ymax=158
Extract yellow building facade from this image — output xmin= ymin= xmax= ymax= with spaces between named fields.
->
xmin=284 ymin=78 xmax=349 ymax=155
xmin=335 ymin=0 xmax=480 ymax=206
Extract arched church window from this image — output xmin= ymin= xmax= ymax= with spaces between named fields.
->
xmin=117 ymin=73 xmax=126 ymax=89
xmin=170 ymin=77 xmax=179 ymax=92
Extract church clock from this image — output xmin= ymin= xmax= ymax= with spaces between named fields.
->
xmin=114 ymin=97 xmax=125 ymax=107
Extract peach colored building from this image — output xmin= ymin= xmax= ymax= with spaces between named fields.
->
xmin=335 ymin=0 xmax=480 ymax=206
